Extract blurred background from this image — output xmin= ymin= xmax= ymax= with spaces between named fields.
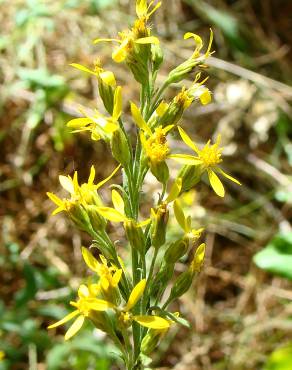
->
xmin=0 ymin=0 xmax=292 ymax=369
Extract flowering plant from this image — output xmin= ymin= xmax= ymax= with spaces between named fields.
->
xmin=47 ymin=1 xmax=240 ymax=369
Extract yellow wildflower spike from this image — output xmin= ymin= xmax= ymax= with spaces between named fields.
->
xmin=207 ymin=169 xmax=225 ymax=197
xmin=65 ymin=316 xmax=85 ymax=340
xmin=96 ymin=206 xmax=127 ymax=222
xmin=47 ymin=310 xmax=79 ymax=329
xmin=130 ymin=102 xmax=152 ymax=135
xmin=124 ymin=279 xmax=146 ymax=311
xmin=133 ymin=315 xmax=170 ymax=330
xmin=82 ymin=247 xmax=99 ymax=272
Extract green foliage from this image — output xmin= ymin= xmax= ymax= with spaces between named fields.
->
xmin=264 ymin=345 xmax=292 ymax=370
xmin=253 ymin=232 xmax=292 ymax=280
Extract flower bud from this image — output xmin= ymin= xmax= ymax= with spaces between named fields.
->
xmin=110 ymin=128 xmax=131 ymax=167
xmin=164 ymin=237 xmax=189 ymax=264
xmin=85 ymin=205 xmax=107 ymax=231
xmin=125 ymin=219 xmax=145 ymax=254
xmin=151 ymin=261 xmax=174 ymax=297
xmin=178 ymin=164 xmax=203 ymax=192
xmin=151 ymin=204 xmax=169 ymax=248
xmin=169 ymin=269 xmax=193 ymax=301
xmin=141 ymin=329 xmax=165 ymax=355
xmin=152 ymin=43 xmax=164 ymax=73
xmin=98 ymin=78 xmax=115 ymax=115
xmin=166 ymin=58 xmax=201 ymax=85
xmin=150 ymin=160 xmax=169 ymax=184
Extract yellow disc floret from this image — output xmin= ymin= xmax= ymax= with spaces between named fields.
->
xmin=144 ymin=127 xmax=170 ymax=164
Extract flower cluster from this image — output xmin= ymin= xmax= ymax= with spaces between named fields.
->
xmin=47 ymin=1 xmax=240 ymax=369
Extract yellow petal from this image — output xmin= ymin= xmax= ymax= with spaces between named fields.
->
xmin=87 ymin=298 xmax=114 ymax=311
xmin=156 ymin=101 xmax=169 ymax=117
xmin=173 ymin=200 xmax=187 ymax=232
xmin=81 ymin=247 xmax=99 ymax=272
xmin=207 ymin=169 xmax=225 ymax=197
xmin=47 ymin=310 xmax=79 ymax=329
xmin=96 ymin=207 xmax=127 ymax=222
xmin=130 ymin=102 xmax=152 ymax=135
xmin=133 ymin=315 xmax=170 ymax=330
xmin=124 ymin=279 xmax=146 ymax=311
xmin=135 ymin=36 xmax=160 ymax=45
xmin=112 ymin=40 xmax=128 ymax=63
xmin=169 ymin=154 xmax=202 ymax=165
xmin=178 ymin=126 xmax=200 ymax=154
xmin=69 ymin=63 xmax=96 ymax=75
xmin=137 ymin=218 xmax=151 ymax=228
xmin=113 ymin=86 xmax=122 ymax=121
xmin=67 ymin=117 xmax=93 ymax=128
xmin=112 ymin=189 xmax=125 ymax=215
xmin=112 ymin=269 xmax=123 ymax=287
xmin=199 ymin=88 xmax=212 ymax=105
xmin=218 ymin=168 xmax=241 ymax=185
xmin=59 ymin=175 xmax=74 ymax=194
xmin=52 ymin=206 xmax=65 ymax=215
xmin=165 ymin=177 xmax=182 ymax=203
xmin=46 ymin=192 xmax=63 ymax=207
xmin=136 ymin=0 xmax=147 ymax=18
xmin=93 ymin=38 xmax=120 ymax=44
xmin=99 ymin=71 xmax=116 ymax=86
xmin=78 ymin=284 xmax=90 ymax=298
xmin=64 ymin=315 xmax=85 ymax=340
xmin=95 ymin=164 xmax=121 ymax=191
xmin=88 ymin=165 xmax=96 ymax=185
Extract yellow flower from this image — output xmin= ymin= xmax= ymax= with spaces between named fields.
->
xmin=47 ymin=284 xmax=114 ymax=340
xmin=82 ymin=247 xmax=123 ymax=297
xmin=136 ymin=0 xmax=161 ymax=19
xmin=47 ymin=164 xmax=120 ymax=215
xmin=187 ymin=73 xmax=212 ymax=106
xmin=184 ymin=28 xmax=213 ymax=60
xmin=69 ymin=60 xmax=116 ymax=86
xmin=0 ymin=351 xmax=5 ymax=361
xmin=118 ymin=279 xmax=170 ymax=330
xmin=170 ymin=127 xmax=241 ymax=197
xmin=131 ymin=102 xmax=173 ymax=165
xmin=173 ymin=199 xmax=204 ymax=240
xmin=93 ymin=21 xmax=159 ymax=63
xmin=66 ymin=86 xmax=122 ymax=141
xmin=95 ymin=189 xmax=150 ymax=226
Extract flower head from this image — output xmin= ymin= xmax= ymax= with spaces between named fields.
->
xmin=47 ymin=165 xmax=120 ymax=215
xmin=184 ymin=28 xmax=213 ymax=60
xmin=67 ymin=86 xmax=122 ymax=141
xmin=70 ymin=60 xmax=116 ymax=87
xmin=47 ymin=284 xmax=114 ymax=340
xmin=170 ymin=127 xmax=241 ymax=197
xmin=93 ymin=20 xmax=159 ymax=64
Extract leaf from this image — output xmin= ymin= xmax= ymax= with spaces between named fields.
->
xmin=253 ymin=232 xmax=292 ymax=280
xmin=264 ymin=344 xmax=292 ymax=370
